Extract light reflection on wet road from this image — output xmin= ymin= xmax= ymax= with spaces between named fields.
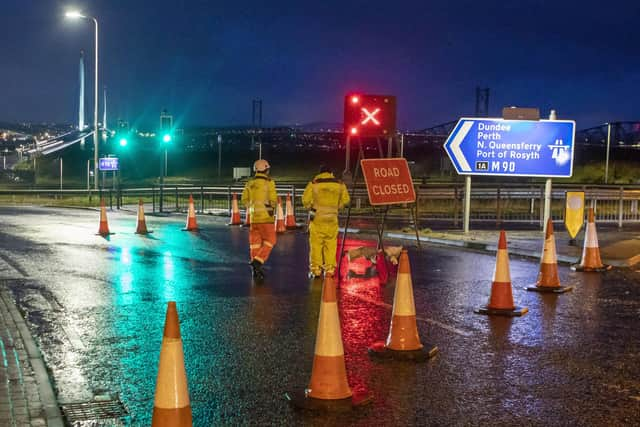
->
xmin=0 ymin=206 xmax=639 ymax=425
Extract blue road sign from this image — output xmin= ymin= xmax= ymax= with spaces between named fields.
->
xmin=444 ymin=118 xmax=575 ymax=177
xmin=99 ymin=157 xmax=119 ymax=171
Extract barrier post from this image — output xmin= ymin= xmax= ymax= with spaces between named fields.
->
xmin=200 ymin=186 xmax=204 ymax=213
xmin=618 ymin=187 xmax=624 ymax=229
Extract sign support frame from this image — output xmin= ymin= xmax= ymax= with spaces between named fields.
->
xmin=337 ymin=135 xmax=421 ymax=283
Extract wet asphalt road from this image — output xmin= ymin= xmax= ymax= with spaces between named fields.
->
xmin=0 ymin=206 xmax=639 ymax=426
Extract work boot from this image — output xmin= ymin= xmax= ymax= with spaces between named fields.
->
xmin=250 ymin=259 xmax=265 ymax=280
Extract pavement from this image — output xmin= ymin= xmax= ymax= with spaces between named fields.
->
xmin=386 ymin=227 xmax=640 ymax=268
xmin=0 ymin=287 xmax=63 ymax=427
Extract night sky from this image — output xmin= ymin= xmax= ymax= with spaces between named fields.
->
xmin=2 ymin=0 xmax=639 ymax=129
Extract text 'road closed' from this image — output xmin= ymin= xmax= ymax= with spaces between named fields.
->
xmin=361 ymin=158 xmax=416 ymax=205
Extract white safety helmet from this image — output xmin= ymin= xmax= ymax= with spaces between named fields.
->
xmin=253 ymin=159 xmax=270 ymax=173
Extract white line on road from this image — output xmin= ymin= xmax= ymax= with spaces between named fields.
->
xmin=342 ymin=290 xmax=473 ymax=337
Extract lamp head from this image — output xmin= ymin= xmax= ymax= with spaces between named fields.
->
xmin=65 ymin=10 xmax=86 ymax=19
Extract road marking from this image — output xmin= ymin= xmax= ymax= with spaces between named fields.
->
xmin=342 ymin=290 xmax=473 ymax=337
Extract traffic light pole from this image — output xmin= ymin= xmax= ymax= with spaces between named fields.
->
xmin=159 ymin=149 xmax=165 ymax=213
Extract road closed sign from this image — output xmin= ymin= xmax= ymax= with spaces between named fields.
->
xmin=360 ymin=158 xmax=416 ymax=205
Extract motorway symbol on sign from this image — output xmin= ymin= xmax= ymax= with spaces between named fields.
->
xmin=99 ymin=157 xmax=119 ymax=171
xmin=360 ymin=158 xmax=416 ymax=205
xmin=443 ymin=118 xmax=576 ymax=177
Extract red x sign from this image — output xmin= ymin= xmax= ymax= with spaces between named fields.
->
xmin=361 ymin=107 xmax=381 ymax=126
xmin=344 ymin=94 xmax=396 ymax=137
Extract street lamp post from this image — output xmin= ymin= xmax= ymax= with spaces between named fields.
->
xmin=605 ymin=123 xmax=612 ymax=184
xmin=65 ymin=10 xmax=99 ymax=190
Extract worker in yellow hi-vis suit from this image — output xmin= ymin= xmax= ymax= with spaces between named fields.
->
xmin=302 ymin=165 xmax=350 ymax=279
xmin=241 ymin=159 xmax=278 ymax=280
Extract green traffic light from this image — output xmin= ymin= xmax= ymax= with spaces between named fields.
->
xmin=162 ymin=134 xmax=172 ymax=143
xmin=119 ymin=138 xmax=128 ymax=147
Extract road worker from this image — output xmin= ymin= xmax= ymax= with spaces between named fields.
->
xmin=302 ymin=165 xmax=350 ymax=279
xmin=241 ymin=159 xmax=278 ymax=280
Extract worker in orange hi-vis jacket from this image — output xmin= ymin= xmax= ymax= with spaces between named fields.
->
xmin=241 ymin=159 xmax=278 ymax=280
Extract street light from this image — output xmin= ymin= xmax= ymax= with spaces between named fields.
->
xmin=159 ymin=132 xmax=172 ymax=212
xmin=65 ymin=9 xmax=100 ymax=190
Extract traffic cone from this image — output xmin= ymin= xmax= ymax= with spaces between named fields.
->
xmin=96 ymin=198 xmax=113 ymax=236
xmin=285 ymin=193 xmax=297 ymax=229
xmin=275 ymin=196 xmax=286 ymax=233
xmin=228 ymin=193 xmax=242 ymax=226
xmin=475 ymin=231 xmax=528 ymax=317
xmin=182 ymin=194 xmax=198 ymax=232
xmin=151 ymin=302 xmax=192 ymax=426
xmin=243 ymin=207 xmax=251 ymax=227
xmin=369 ymin=250 xmax=438 ymax=361
xmin=135 ymin=199 xmax=153 ymax=234
xmin=571 ymin=208 xmax=612 ymax=272
xmin=286 ymin=275 xmax=371 ymax=411
xmin=526 ymin=218 xmax=572 ymax=293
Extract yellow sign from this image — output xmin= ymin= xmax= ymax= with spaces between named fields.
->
xmin=564 ymin=191 xmax=585 ymax=239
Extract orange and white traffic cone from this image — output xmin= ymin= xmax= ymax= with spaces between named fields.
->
xmin=369 ymin=250 xmax=438 ymax=361
xmin=286 ymin=275 xmax=371 ymax=411
xmin=571 ymin=208 xmax=612 ymax=272
xmin=151 ymin=302 xmax=192 ymax=426
xmin=228 ymin=193 xmax=242 ymax=226
xmin=475 ymin=230 xmax=528 ymax=317
xmin=285 ymin=193 xmax=297 ymax=229
xmin=135 ymin=199 xmax=153 ymax=234
xmin=527 ymin=218 xmax=572 ymax=293
xmin=243 ymin=207 xmax=251 ymax=228
xmin=96 ymin=198 xmax=113 ymax=236
xmin=182 ymin=194 xmax=198 ymax=232
xmin=275 ymin=196 xmax=286 ymax=233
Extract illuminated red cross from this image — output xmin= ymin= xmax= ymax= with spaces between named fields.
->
xmin=361 ymin=107 xmax=381 ymax=126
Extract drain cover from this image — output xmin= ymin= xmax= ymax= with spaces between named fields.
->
xmin=61 ymin=395 xmax=129 ymax=425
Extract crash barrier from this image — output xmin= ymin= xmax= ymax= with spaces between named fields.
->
xmin=2 ymin=184 xmax=640 ymax=228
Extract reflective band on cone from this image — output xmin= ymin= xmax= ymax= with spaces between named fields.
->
xmin=275 ymin=196 xmax=286 ymax=233
xmin=285 ymin=193 xmax=297 ymax=229
xmin=571 ymin=208 xmax=612 ymax=272
xmin=368 ymin=250 xmax=438 ymax=362
xmin=151 ymin=302 xmax=192 ymax=427
xmin=182 ymin=195 xmax=198 ymax=232
xmin=285 ymin=275 xmax=372 ymax=410
xmin=475 ymin=231 xmax=528 ymax=317
xmin=527 ymin=218 xmax=572 ymax=293
xmin=229 ymin=193 xmax=241 ymax=226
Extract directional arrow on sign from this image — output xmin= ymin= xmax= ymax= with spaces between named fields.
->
xmin=443 ymin=118 xmax=576 ymax=178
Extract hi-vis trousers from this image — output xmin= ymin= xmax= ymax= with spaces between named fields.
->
xmin=308 ymin=220 xmax=338 ymax=275
xmin=249 ymin=223 xmax=277 ymax=263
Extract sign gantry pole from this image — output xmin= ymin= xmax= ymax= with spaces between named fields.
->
xmin=463 ymin=175 xmax=471 ymax=234
xmin=543 ymin=109 xmax=558 ymax=234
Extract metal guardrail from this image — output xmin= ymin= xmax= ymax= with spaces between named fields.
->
xmin=1 ymin=183 xmax=639 ymax=228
